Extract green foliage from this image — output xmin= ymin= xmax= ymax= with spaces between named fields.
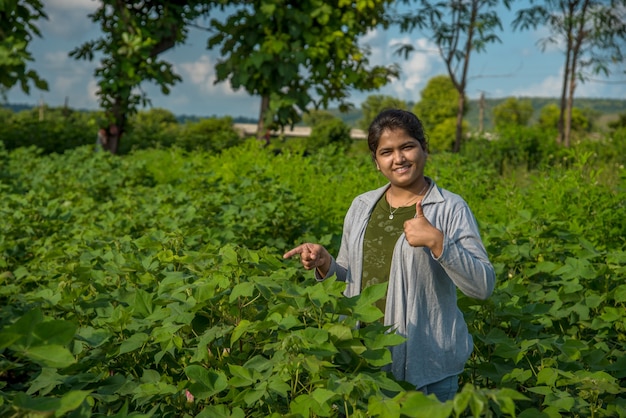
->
xmin=0 ymin=0 xmax=48 ymax=96
xmin=464 ymin=125 xmax=561 ymax=173
xmin=396 ymin=0 xmax=511 ymax=151
xmin=412 ymin=75 xmax=461 ymax=129
xmin=119 ymin=108 xmax=179 ymax=153
xmin=305 ymin=115 xmax=353 ymax=154
xmin=358 ymin=95 xmax=408 ymax=131
xmin=492 ymin=97 xmax=534 ymax=131
xmin=412 ymin=76 xmax=468 ymax=152
xmin=608 ymin=112 xmax=626 ymax=131
xmin=538 ymin=104 xmax=590 ymax=134
xmin=0 ymin=107 xmax=96 ymax=153
xmin=176 ymin=117 xmax=242 ymax=153
xmin=208 ymin=0 xmax=399 ymax=130
xmin=302 ymin=109 xmax=336 ymax=127
xmin=69 ymin=1 xmax=212 ymax=152
xmin=0 ymin=107 xmax=243 ymax=156
xmin=1 ymin=133 xmax=625 ymax=416
xmin=427 ymin=118 xmax=470 ymax=153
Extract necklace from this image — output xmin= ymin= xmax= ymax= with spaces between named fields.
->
xmin=387 ymin=182 xmax=429 ymax=220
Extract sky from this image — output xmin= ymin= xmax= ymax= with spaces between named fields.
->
xmin=5 ymin=0 xmax=626 ymax=119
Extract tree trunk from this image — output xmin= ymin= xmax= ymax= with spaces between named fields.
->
xmin=451 ymin=0 xmax=477 ymax=153
xmin=102 ymin=98 xmax=126 ymax=154
xmin=453 ymin=94 xmax=465 ymax=153
xmin=564 ymin=0 xmax=590 ymax=148
xmin=558 ymin=1 xmax=575 ymax=146
xmin=257 ymin=95 xmax=270 ymax=145
xmin=558 ymin=53 xmax=569 ymax=146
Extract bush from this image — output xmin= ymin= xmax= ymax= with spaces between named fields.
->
xmin=176 ymin=117 xmax=242 ymax=153
xmin=0 ymin=108 xmax=96 ymax=153
xmin=306 ymin=117 xmax=352 ymax=154
xmin=118 ymin=108 xmax=179 ymax=153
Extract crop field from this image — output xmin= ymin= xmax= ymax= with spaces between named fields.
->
xmin=0 ymin=139 xmax=624 ymax=417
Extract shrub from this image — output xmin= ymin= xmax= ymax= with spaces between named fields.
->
xmin=176 ymin=117 xmax=242 ymax=153
xmin=306 ymin=117 xmax=352 ymax=154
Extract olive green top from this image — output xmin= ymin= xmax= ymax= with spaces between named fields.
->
xmin=362 ymin=195 xmax=416 ymax=315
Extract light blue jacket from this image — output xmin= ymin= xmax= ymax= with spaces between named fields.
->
xmin=321 ymin=179 xmax=494 ymax=388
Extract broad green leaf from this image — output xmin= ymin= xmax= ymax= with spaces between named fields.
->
xmin=399 ymin=391 xmax=454 ymax=417
xmin=185 ymin=365 xmax=228 ymax=399
xmin=229 ymin=281 xmax=255 ymax=303
xmin=24 ymin=345 xmax=76 ymax=368
xmin=230 ymin=319 xmax=252 ymax=346
xmin=119 ymin=332 xmax=149 ymax=355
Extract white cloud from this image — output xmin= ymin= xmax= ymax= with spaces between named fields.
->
xmin=177 ymin=55 xmax=246 ymax=97
xmin=386 ymin=37 xmax=440 ymax=101
xmin=511 ymin=73 xmax=563 ymax=97
xmin=45 ymin=0 xmax=98 ymax=9
xmin=40 ymin=0 xmax=97 ymax=39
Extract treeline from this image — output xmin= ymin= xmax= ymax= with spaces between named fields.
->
xmin=326 ymin=97 xmax=626 ymax=130
xmin=464 ymin=97 xmax=626 ymax=131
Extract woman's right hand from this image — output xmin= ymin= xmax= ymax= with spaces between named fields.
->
xmin=283 ymin=243 xmax=331 ymax=276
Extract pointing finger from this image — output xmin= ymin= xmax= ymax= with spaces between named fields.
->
xmin=283 ymin=245 xmax=306 ymax=259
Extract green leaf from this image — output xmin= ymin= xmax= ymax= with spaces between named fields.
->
xmin=229 ymin=281 xmax=255 ymax=303
xmin=33 ymin=320 xmax=77 ymax=346
xmin=185 ymin=365 xmax=228 ymax=399
xmin=230 ymin=319 xmax=252 ymax=346
xmin=399 ymin=391 xmax=454 ymax=417
xmin=24 ymin=345 xmax=76 ymax=368
xmin=119 ymin=332 xmax=150 ymax=355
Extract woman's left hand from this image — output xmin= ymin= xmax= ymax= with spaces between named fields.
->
xmin=404 ymin=201 xmax=444 ymax=257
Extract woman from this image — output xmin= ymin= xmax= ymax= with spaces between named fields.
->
xmin=283 ymin=109 xmax=494 ymax=402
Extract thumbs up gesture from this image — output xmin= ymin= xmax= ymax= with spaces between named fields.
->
xmin=403 ymin=201 xmax=444 ymax=258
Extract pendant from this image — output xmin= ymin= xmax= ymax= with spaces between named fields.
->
xmin=389 ymin=214 xmax=394 ymax=220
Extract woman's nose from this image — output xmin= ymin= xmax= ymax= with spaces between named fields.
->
xmin=393 ymin=150 xmax=405 ymax=162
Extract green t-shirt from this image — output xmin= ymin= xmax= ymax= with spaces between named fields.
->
xmin=362 ymin=195 xmax=416 ymax=315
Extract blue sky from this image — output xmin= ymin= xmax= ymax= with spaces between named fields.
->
xmin=6 ymin=0 xmax=626 ymax=119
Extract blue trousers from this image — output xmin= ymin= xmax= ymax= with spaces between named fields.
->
xmin=417 ymin=375 xmax=459 ymax=402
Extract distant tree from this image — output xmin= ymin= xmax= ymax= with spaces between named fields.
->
xmin=413 ymin=75 xmax=467 ymax=152
xmin=302 ymin=109 xmax=336 ymax=127
xmin=538 ymin=103 xmax=589 ymax=134
xmin=492 ymin=97 xmax=533 ymax=130
xmin=71 ymin=1 xmax=213 ymax=154
xmin=305 ymin=114 xmax=352 ymax=154
xmin=395 ymin=0 xmax=512 ymax=152
xmin=0 ymin=0 xmax=48 ymax=98
xmin=208 ymin=0 xmax=399 ymax=140
xmin=514 ymin=0 xmax=626 ymax=147
xmin=413 ymin=75 xmax=459 ymax=126
xmin=608 ymin=113 xmax=626 ymax=132
xmin=358 ymin=95 xmax=407 ymax=131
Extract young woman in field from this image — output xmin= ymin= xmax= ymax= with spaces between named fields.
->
xmin=283 ymin=109 xmax=494 ymax=402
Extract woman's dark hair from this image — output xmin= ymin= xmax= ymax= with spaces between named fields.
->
xmin=367 ymin=109 xmax=428 ymax=155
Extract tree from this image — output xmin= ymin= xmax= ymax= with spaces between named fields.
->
xmin=413 ymin=75 xmax=467 ymax=152
xmin=538 ymin=103 xmax=589 ymax=134
xmin=514 ymin=0 xmax=626 ymax=147
xmin=358 ymin=95 xmax=408 ymax=131
xmin=395 ymin=0 xmax=511 ymax=152
xmin=492 ymin=97 xmax=533 ymax=130
xmin=208 ymin=0 xmax=399 ymax=139
xmin=0 ymin=0 xmax=48 ymax=98
xmin=71 ymin=1 xmax=212 ymax=154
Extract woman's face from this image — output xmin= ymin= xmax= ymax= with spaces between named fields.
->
xmin=374 ymin=128 xmax=427 ymax=189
